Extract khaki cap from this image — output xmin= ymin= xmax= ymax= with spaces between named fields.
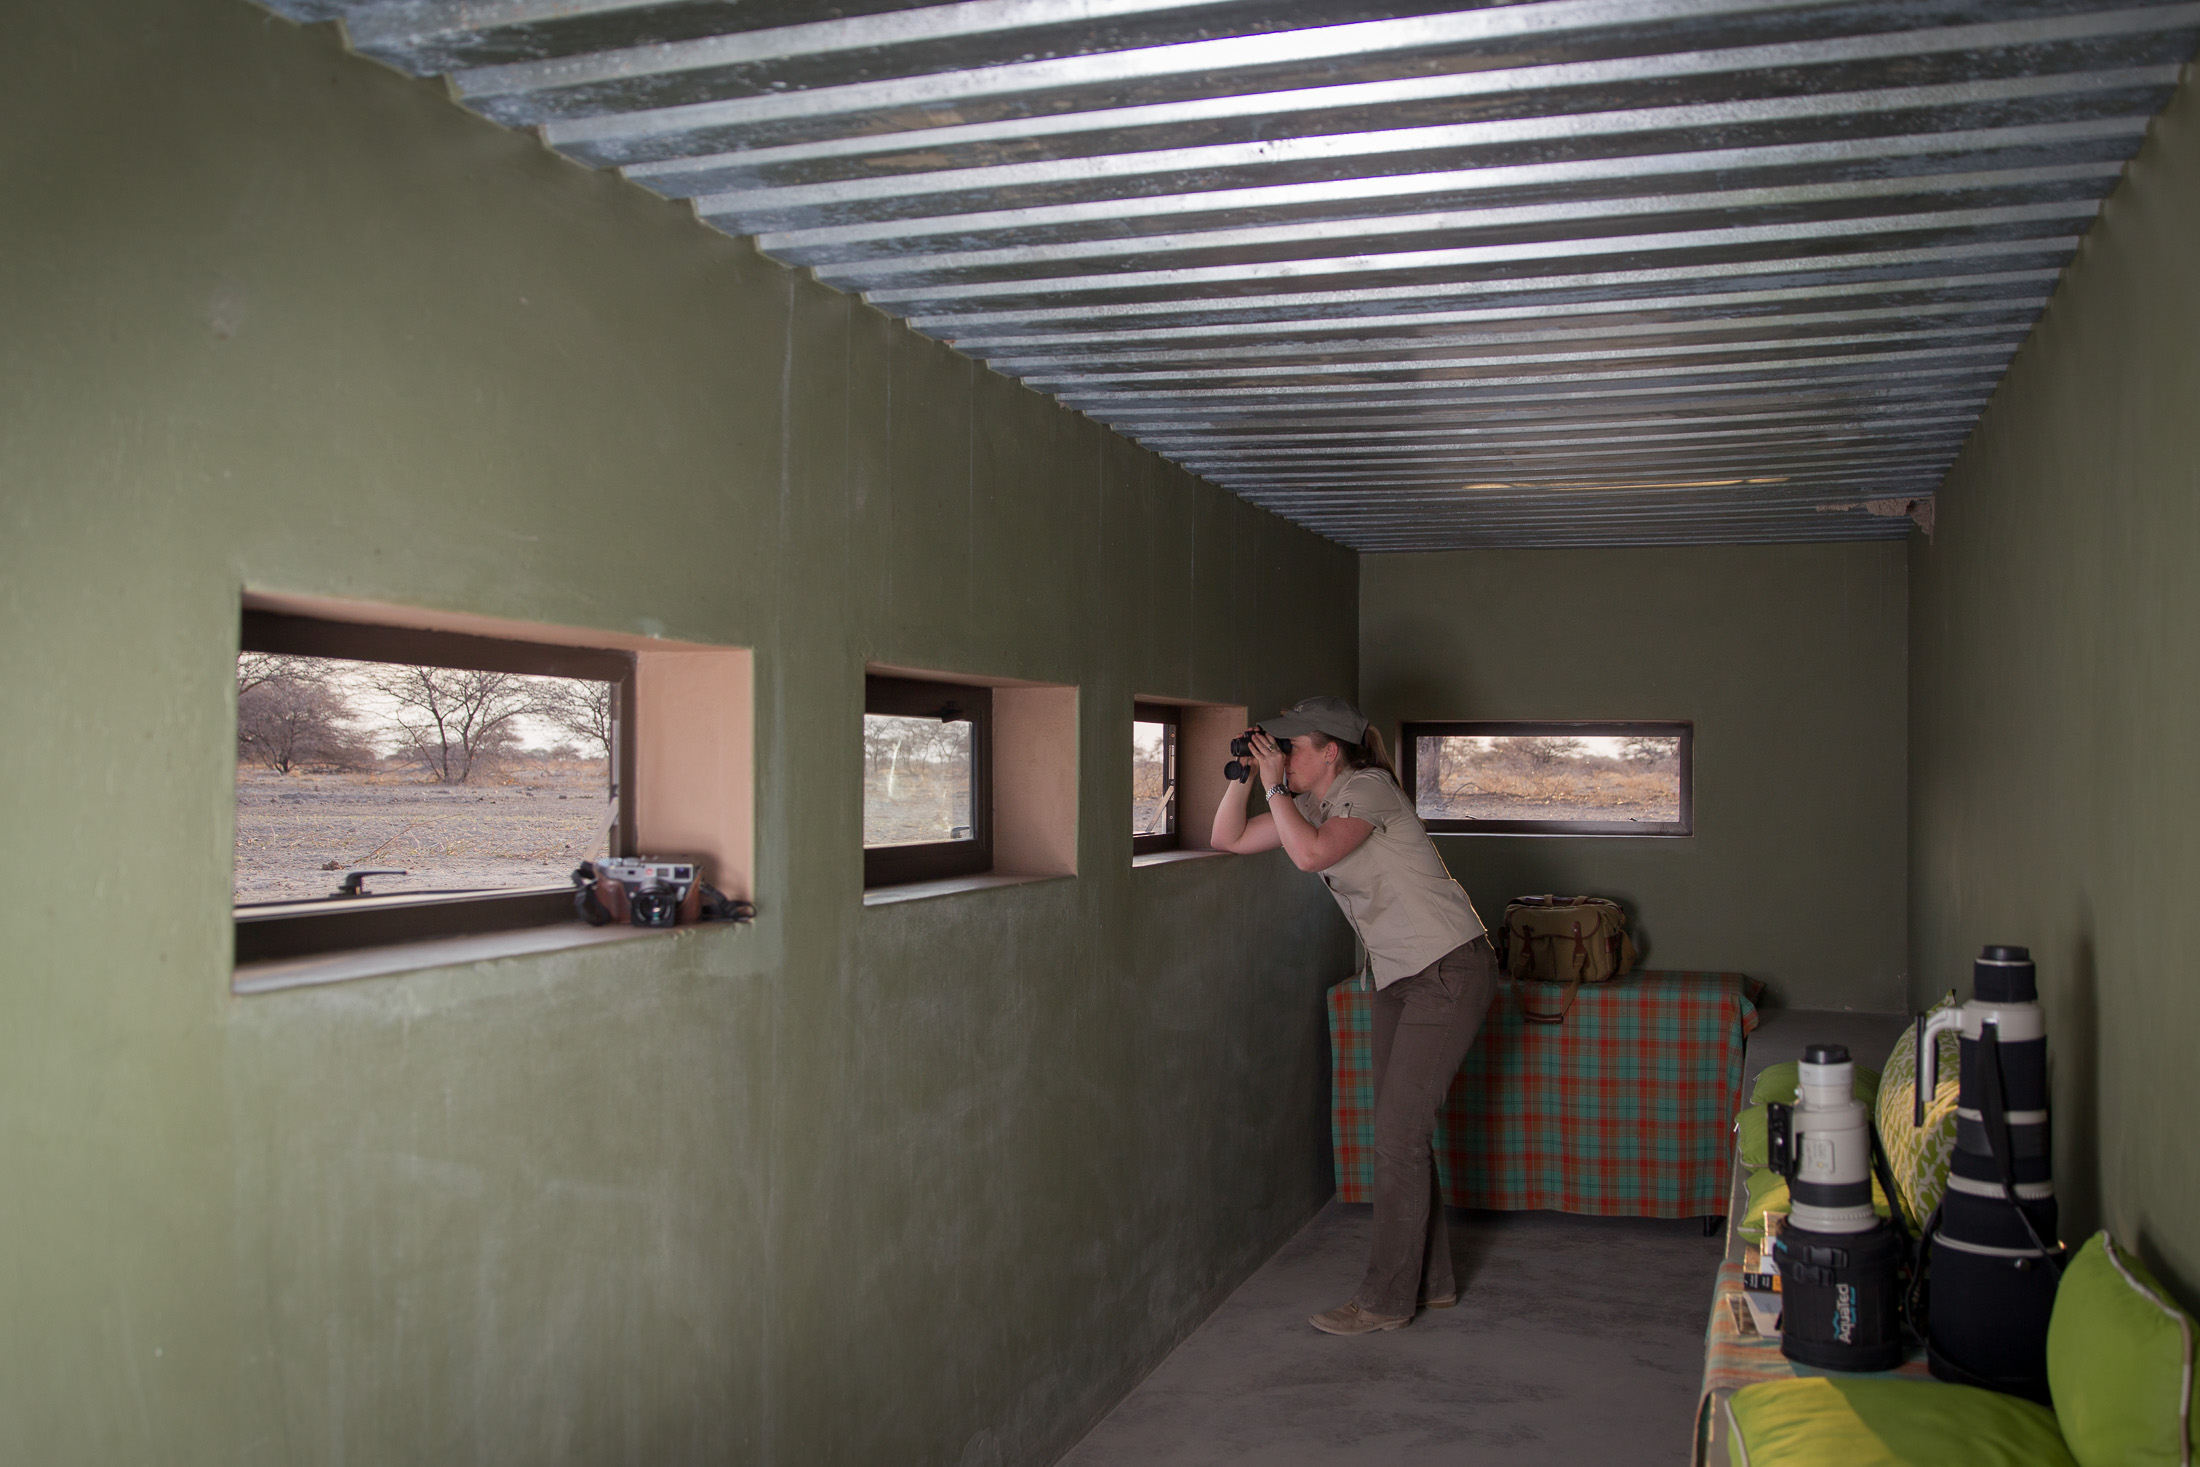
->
xmin=1260 ymin=695 xmax=1370 ymax=744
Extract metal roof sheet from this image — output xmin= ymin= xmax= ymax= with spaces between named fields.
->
xmin=263 ymin=0 xmax=2200 ymax=549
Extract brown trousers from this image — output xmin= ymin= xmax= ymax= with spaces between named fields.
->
xmin=1358 ymin=936 xmax=1498 ymax=1317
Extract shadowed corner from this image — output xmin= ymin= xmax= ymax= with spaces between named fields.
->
xmin=2133 ymin=1223 xmax=2200 ymax=1323
xmin=2057 ymin=910 xmax=2103 ymax=1243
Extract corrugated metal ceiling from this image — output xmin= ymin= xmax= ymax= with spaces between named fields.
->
xmin=262 ymin=0 xmax=2200 ymax=549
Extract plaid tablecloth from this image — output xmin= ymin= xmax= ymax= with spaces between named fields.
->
xmin=1328 ymin=969 xmax=1761 ymax=1218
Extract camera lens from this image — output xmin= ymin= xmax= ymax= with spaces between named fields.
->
xmin=630 ymin=884 xmax=679 ymax=927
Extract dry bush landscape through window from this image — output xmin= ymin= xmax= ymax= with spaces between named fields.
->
xmin=1414 ymin=734 xmax=1681 ymax=824
xmin=863 ymin=713 xmax=975 ymax=847
xmin=233 ymin=653 xmax=614 ymax=903
xmin=1132 ymin=719 xmax=1173 ymax=837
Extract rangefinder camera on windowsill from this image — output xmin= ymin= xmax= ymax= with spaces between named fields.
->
xmin=574 ymin=857 xmax=758 ymax=929
xmin=577 ymin=858 xmax=700 ymax=927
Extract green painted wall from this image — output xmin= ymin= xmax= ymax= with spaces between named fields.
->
xmin=0 ymin=4 xmax=1358 ymax=1463
xmin=1361 ymin=543 xmax=1908 ymax=1011
xmin=1910 ymin=63 xmax=2200 ymax=1304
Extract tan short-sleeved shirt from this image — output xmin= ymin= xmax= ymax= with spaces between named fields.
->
xmin=1293 ymin=767 xmax=1485 ymax=989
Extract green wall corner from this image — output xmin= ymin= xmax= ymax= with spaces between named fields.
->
xmin=1909 ymin=59 xmax=2200 ymax=1305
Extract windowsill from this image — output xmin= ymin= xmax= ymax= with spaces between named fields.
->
xmin=862 ymin=871 xmax=1073 ymax=907
xmin=233 ymin=919 xmax=698 ymax=995
xmin=1428 ymin=830 xmax=1693 ymax=840
xmin=1132 ymin=848 xmax=1230 ymax=868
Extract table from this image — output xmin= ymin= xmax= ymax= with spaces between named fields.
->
xmin=1327 ymin=969 xmax=1761 ymax=1219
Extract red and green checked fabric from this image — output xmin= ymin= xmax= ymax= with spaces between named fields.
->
xmin=1328 ymin=970 xmax=1761 ymax=1219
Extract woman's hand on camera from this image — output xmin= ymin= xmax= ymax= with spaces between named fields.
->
xmin=1249 ymin=730 xmax=1289 ymax=792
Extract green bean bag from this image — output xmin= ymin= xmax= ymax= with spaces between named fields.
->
xmin=1736 ymin=1102 xmax=1770 ymax=1170
xmin=1725 ymin=1377 xmax=2073 ymax=1467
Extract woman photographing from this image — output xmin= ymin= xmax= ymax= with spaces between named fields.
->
xmin=1211 ymin=695 xmax=1494 ymax=1336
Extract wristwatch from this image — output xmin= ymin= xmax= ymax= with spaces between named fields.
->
xmin=1267 ymin=783 xmax=1291 ymax=801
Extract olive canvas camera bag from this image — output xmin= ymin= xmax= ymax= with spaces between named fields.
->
xmin=1501 ymin=894 xmax=1637 ymax=1023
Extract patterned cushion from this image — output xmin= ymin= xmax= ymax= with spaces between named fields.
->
xmin=1874 ymin=996 xmax=1961 ymax=1231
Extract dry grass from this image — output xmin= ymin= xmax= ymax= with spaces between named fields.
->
xmin=234 ymin=756 xmax=612 ymax=902
xmin=1422 ymin=747 xmax=1680 ymax=823
xmin=863 ymin=768 xmax=973 ymax=847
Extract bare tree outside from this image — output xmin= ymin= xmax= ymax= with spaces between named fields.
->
xmin=367 ymin=665 xmax=542 ymax=785
xmin=234 ymin=653 xmax=616 ymax=902
xmin=235 ymin=656 xmax=372 ymax=773
xmin=1518 ymin=735 xmax=1586 ymax=769
xmin=538 ymin=678 xmax=616 ymax=760
xmin=237 ymin=652 xmax=316 ymax=698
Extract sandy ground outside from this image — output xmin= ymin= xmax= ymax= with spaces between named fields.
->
xmin=1418 ymin=792 xmax=1682 ymax=823
xmin=863 ymin=769 xmax=974 ymax=847
xmin=234 ymin=759 xmax=613 ymax=903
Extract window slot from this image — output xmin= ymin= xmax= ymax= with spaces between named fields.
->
xmin=864 ymin=674 xmax=994 ymax=887
xmin=1399 ymin=721 xmax=1693 ymax=837
xmin=230 ymin=595 xmax=756 ymax=983
xmin=233 ymin=612 xmax=638 ymax=963
xmin=1132 ymin=701 xmax=1180 ymax=855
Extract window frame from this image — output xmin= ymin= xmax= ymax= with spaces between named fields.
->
xmin=1131 ymin=702 xmax=1182 ymax=856
xmin=863 ymin=674 xmax=993 ymax=887
xmin=232 ymin=609 xmax=637 ymax=964
xmin=1398 ymin=720 xmax=1694 ymax=837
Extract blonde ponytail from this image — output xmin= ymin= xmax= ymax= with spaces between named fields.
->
xmin=1362 ymin=725 xmax=1398 ymax=781
xmin=1311 ymin=726 xmax=1399 ymax=781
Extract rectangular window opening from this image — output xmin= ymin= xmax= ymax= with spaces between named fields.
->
xmin=234 ymin=610 xmax=637 ymax=963
xmin=864 ymin=675 xmax=992 ymax=886
xmin=1132 ymin=702 xmax=1180 ymax=855
xmin=1400 ymin=721 xmax=1692 ymax=837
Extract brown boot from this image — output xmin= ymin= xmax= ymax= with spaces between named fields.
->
xmin=1309 ymin=1300 xmax=1411 ymax=1335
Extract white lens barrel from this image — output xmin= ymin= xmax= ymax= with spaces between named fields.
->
xmin=1796 ymin=1054 xmax=1854 ymax=1110
xmin=1786 ymin=1046 xmax=1876 ymax=1233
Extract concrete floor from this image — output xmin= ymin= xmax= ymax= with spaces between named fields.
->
xmin=1059 ymin=1008 xmax=1912 ymax=1467
xmin=1059 ymin=1201 xmax=1725 ymax=1466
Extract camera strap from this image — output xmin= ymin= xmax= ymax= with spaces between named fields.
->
xmin=1979 ymin=1020 xmax=2063 ymax=1276
xmin=573 ymin=861 xmax=616 ymax=926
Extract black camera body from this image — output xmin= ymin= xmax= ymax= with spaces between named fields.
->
xmin=1224 ymin=729 xmax=1291 ymax=783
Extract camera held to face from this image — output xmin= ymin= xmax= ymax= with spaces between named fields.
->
xmin=1224 ymin=728 xmax=1291 ymax=783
